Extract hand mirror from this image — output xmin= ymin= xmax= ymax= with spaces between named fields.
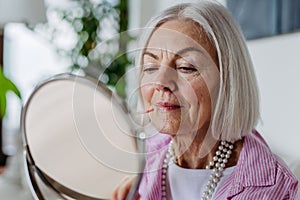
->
xmin=21 ymin=73 xmax=145 ymax=200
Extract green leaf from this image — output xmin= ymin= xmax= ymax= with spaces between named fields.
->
xmin=0 ymin=67 xmax=22 ymax=118
xmin=0 ymin=90 xmax=6 ymax=117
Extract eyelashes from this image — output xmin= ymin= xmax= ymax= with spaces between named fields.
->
xmin=176 ymin=66 xmax=197 ymax=74
xmin=142 ymin=64 xmax=198 ymax=75
xmin=143 ymin=64 xmax=159 ymax=74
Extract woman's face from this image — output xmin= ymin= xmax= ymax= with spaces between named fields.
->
xmin=140 ymin=19 xmax=219 ymax=136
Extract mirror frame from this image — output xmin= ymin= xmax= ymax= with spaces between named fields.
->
xmin=21 ymin=73 xmax=145 ymax=200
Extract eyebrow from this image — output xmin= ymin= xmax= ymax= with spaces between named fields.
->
xmin=143 ymin=46 xmax=205 ymax=60
xmin=143 ymin=51 xmax=159 ymax=59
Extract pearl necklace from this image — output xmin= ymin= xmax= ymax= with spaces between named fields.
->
xmin=161 ymin=140 xmax=233 ymax=200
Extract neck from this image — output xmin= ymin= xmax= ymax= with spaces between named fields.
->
xmin=171 ymin=129 xmax=243 ymax=169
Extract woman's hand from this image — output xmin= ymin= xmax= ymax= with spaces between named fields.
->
xmin=111 ymin=176 xmax=139 ymax=200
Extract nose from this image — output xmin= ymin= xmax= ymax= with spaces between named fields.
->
xmin=154 ymin=66 xmax=178 ymax=92
xmin=155 ymin=79 xmax=178 ymax=92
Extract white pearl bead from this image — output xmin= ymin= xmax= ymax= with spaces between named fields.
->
xmin=213 ymin=178 xmax=219 ymax=183
xmin=208 ymin=189 xmax=213 ymax=194
xmin=215 ymin=172 xmax=221 ymax=177
xmin=161 ymin=140 xmax=233 ymax=200
xmin=210 ymin=182 xmax=217 ymax=188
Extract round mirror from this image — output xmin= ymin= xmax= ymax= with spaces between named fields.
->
xmin=21 ymin=74 xmax=144 ymax=200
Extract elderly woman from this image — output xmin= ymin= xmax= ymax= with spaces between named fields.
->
xmin=112 ymin=1 xmax=299 ymax=199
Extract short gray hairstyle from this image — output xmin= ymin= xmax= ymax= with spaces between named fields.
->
xmin=136 ymin=0 xmax=260 ymax=142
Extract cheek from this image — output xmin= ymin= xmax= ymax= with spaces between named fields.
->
xmin=140 ymin=84 xmax=153 ymax=106
xmin=183 ymin=78 xmax=212 ymax=117
xmin=190 ymin=74 xmax=216 ymax=104
xmin=197 ymin=81 xmax=212 ymax=108
xmin=179 ymin=77 xmax=207 ymax=107
xmin=194 ymin=84 xmax=213 ymax=125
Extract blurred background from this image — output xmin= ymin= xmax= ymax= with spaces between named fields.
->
xmin=0 ymin=0 xmax=299 ymax=199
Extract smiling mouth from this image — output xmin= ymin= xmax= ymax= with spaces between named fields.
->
xmin=155 ymin=102 xmax=182 ymax=111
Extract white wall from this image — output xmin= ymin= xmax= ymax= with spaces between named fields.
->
xmin=247 ymin=33 xmax=300 ymax=171
xmin=3 ymin=23 xmax=69 ymax=154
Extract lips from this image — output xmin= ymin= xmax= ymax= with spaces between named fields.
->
xmin=155 ymin=102 xmax=182 ymax=111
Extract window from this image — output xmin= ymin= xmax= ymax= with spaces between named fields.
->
xmin=227 ymin=0 xmax=300 ymax=39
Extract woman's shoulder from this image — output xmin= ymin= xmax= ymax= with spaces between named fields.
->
xmin=245 ymin=130 xmax=297 ymax=178
xmin=222 ymin=130 xmax=299 ymax=199
xmin=246 ymin=130 xmax=298 ymax=184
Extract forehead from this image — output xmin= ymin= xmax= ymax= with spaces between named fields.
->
xmin=146 ymin=19 xmax=211 ymax=54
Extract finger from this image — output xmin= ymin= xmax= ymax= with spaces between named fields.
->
xmin=134 ymin=193 xmax=141 ymax=200
xmin=111 ymin=186 xmax=119 ymax=200
xmin=111 ymin=176 xmax=134 ymax=200
xmin=117 ymin=177 xmax=133 ymax=200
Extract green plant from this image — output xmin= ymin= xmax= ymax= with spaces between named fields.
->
xmin=0 ymin=66 xmax=21 ymax=118
xmin=46 ymin=0 xmax=132 ymax=98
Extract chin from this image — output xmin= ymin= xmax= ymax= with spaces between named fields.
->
xmin=153 ymin=123 xmax=179 ymax=136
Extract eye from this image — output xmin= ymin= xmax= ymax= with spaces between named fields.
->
xmin=143 ymin=63 xmax=159 ymax=74
xmin=176 ymin=65 xmax=197 ymax=74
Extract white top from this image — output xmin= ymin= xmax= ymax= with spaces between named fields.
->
xmin=167 ymin=163 xmax=235 ymax=199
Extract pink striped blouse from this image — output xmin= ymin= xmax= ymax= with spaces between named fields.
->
xmin=138 ymin=130 xmax=299 ymax=199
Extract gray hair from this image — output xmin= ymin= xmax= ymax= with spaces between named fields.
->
xmin=135 ymin=0 xmax=260 ymax=142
